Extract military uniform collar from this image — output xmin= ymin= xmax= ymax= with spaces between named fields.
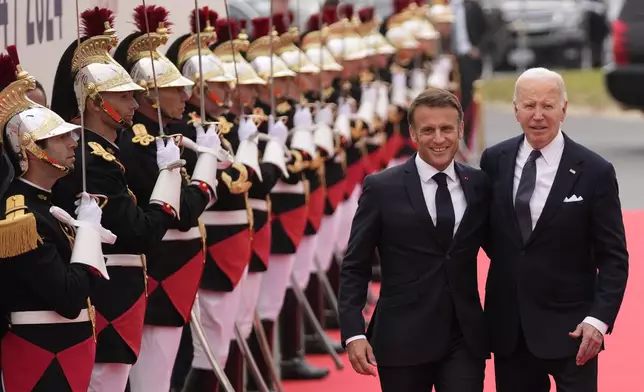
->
xmin=16 ymin=178 xmax=51 ymax=202
xmin=86 ymin=128 xmax=119 ymax=153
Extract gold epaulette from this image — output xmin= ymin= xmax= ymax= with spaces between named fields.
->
xmin=359 ymin=70 xmax=374 ymax=84
xmin=217 ymin=116 xmax=233 ymax=135
xmin=221 ymin=163 xmax=253 ymax=195
xmin=351 ymin=119 xmax=367 ymax=141
xmin=131 ymin=124 xmax=155 ymax=146
xmin=252 ymin=107 xmax=268 ymax=127
xmin=0 ymin=194 xmax=43 ymax=258
xmin=187 ymin=112 xmax=201 ymax=125
xmin=287 ymin=150 xmax=306 ymax=174
xmin=276 ymin=101 xmax=292 ymax=115
xmin=89 ymin=142 xmax=126 ymax=173
xmin=390 ymin=63 xmax=405 ymax=74
xmin=322 ymin=87 xmax=334 ymax=101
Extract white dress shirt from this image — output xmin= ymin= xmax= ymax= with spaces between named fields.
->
xmin=345 ymin=156 xmax=467 ymax=345
xmin=513 ymin=130 xmax=608 ymax=335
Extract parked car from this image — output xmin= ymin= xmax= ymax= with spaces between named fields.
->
xmin=604 ymin=0 xmax=644 ymax=110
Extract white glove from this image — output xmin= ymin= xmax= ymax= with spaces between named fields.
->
xmin=293 ymin=106 xmax=314 ymax=129
xmin=391 ymin=71 xmax=409 ymax=108
xmin=195 ymin=123 xmax=222 ymax=150
xmin=315 ymin=104 xmax=334 ymax=126
xmin=362 ymin=85 xmax=378 ymax=105
xmin=268 ymin=115 xmax=288 ymax=145
xmin=238 ymin=118 xmax=257 ymax=142
xmin=376 ymin=84 xmax=389 ymax=121
xmin=338 ymin=100 xmax=352 ymax=116
xmin=156 ymin=137 xmax=184 ymax=171
xmin=74 ymin=193 xmax=102 ymax=225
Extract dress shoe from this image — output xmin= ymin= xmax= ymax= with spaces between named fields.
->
xmin=305 ymin=334 xmax=346 ymax=354
xmin=281 ymin=357 xmax=330 ymax=380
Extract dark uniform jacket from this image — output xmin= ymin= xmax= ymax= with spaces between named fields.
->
xmin=1 ymin=179 xmax=99 ymax=391
xmin=53 ymin=129 xmax=175 ymax=364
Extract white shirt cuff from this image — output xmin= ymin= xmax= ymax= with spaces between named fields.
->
xmin=345 ymin=335 xmax=367 ymax=345
xmin=583 ymin=316 xmax=609 ymax=335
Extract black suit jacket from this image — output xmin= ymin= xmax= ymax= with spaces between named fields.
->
xmin=338 ymin=156 xmax=490 ymax=367
xmin=480 ymin=134 xmax=629 ymax=359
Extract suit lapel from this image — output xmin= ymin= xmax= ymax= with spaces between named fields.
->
xmin=402 ymin=156 xmax=441 ymax=242
xmin=498 ymin=137 xmax=524 ymax=248
xmin=526 ymin=136 xmax=583 ymax=245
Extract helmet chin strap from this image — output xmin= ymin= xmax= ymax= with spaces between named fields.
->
xmin=21 ymin=139 xmax=70 ymax=176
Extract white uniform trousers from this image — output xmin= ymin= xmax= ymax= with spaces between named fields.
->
xmin=87 ymin=363 xmax=132 ymax=392
xmin=129 ymin=325 xmax=183 ymax=392
xmin=235 ymin=271 xmax=264 ymax=340
xmin=256 ymin=254 xmax=296 ymax=321
xmin=191 ymin=266 xmax=247 ymax=369
xmin=290 ymin=234 xmax=318 ymax=290
xmin=315 ymin=213 xmax=342 ymax=273
xmin=335 ymin=185 xmax=362 ymax=257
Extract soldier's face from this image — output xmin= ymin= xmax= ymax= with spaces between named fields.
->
xmin=100 ymin=91 xmax=138 ymax=126
xmin=235 ymin=85 xmax=257 ymax=106
xmin=42 ymin=132 xmax=78 ymax=170
xmin=158 ymin=86 xmax=190 ymax=120
xmin=410 ymin=105 xmax=463 ymax=172
xmin=206 ymin=82 xmax=229 ymax=106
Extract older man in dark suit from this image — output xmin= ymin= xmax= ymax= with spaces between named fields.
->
xmin=339 ymin=88 xmax=490 ymax=392
xmin=480 ymin=67 xmax=629 ymax=392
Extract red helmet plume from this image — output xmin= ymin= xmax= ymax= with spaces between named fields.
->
xmin=0 ymin=46 xmax=18 ymax=92
xmin=359 ymin=7 xmax=375 ymax=23
xmin=80 ymin=7 xmax=115 ymax=38
xmin=273 ymin=13 xmax=288 ymax=35
xmin=190 ymin=6 xmax=211 ymax=34
xmin=215 ymin=18 xmax=239 ymax=42
xmin=133 ymin=5 xmax=173 ymax=34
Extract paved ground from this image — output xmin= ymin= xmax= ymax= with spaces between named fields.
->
xmin=482 ymin=106 xmax=644 ymax=209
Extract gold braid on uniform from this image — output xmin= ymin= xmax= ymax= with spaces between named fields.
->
xmin=0 ymin=195 xmax=43 ymax=258
xmin=221 ymin=162 xmax=253 ymax=194
xmin=287 ymin=150 xmax=306 ymax=173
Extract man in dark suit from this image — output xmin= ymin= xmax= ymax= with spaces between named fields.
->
xmin=338 ymin=88 xmax=490 ymax=392
xmin=480 ymin=67 xmax=629 ymax=392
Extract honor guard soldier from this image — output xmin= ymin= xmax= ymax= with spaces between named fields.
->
xmin=427 ymin=1 xmax=460 ymax=95
xmin=51 ymin=7 xmax=184 ymax=391
xmin=299 ymin=11 xmax=348 ymax=332
xmin=358 ymin=7 xmax=396 ymax=174
xmin=179 ymin=17 xmax=258 ymax=392
xmin=380 ymin=0 xmax=421 ymax=168
xmin=0 ymin=45 xmax=113 ymax=392
xmin=273 ymin=11 xmax=344 ymax=358
xmin=110 ymin=5 xmax=223 ymax=392
xmin=163 ymin=7 xmax=237 ymax=390
xmin=242 ymin=15 xmax=327 ymax=382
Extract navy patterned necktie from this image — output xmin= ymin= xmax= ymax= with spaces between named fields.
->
xmin=515 ymin=150 xmax=542 ymax=242
xmin=433 ymin=172 xmax=455 ymax=247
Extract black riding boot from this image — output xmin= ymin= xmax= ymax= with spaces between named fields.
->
xmin=224 ymin=340 xmax=244 ymax=392
xmin=181 ymin=368 xmax=219 ymax=392
xmin=279 ymin=288 xmax=330 ymax=380
xmin=304 ymin=273 xmax=346 ymax=355
xmin=324 ymin=259 xmax=341 ymax=329
xmin=247 ymin=319 xmax=276 ymax=392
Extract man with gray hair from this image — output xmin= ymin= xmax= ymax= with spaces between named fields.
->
xmin=480 ymin=67 xmax=629 ymax=391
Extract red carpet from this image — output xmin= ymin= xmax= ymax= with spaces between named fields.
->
xmin=284 ymin=210 xmax=644 ymax=391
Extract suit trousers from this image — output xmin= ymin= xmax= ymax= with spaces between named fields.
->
xmin=494 ymin=329 xmax=598 ymax=392
xmin=377 ymin=332 xmax=485 ymax=392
